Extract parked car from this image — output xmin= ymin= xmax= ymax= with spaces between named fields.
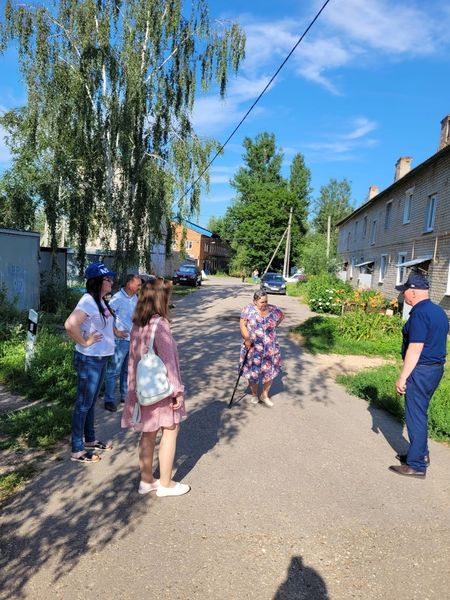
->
xmin=173 ymin=264 xmax=202 ymax=287
xmin=260 ymin=272 xmax=286 ymax=295
xmin=285 ymin=272 xmax=307 ymax=283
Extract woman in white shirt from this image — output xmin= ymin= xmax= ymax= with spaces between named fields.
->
xmin=65 ymin=262 xmax=116 ymax=463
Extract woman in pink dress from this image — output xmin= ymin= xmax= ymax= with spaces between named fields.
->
xmin=121 ymin=282 xmax=189 ymax=497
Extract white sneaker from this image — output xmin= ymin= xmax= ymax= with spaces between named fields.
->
xmin=138 ymin=479 xmax=160 ymax=495
xmin=249 ymin=395 xmax=259 ymax=404
xmin=156 ymin=482 xmax=191 ymax=497
xmin=260 ymin=395 xmax=274 ymax=407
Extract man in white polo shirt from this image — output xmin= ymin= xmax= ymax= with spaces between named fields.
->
xmin=104 ymin=274 xmax=141 ymax=412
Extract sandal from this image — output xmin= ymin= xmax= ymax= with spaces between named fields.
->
xmin=84 ymin=440 xmax=113 ymax=451
xmin=71 ymin=452 xmax=101 ymax=463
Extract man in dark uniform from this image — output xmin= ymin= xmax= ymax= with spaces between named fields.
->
xmin=389 ymin=273 xmax=448 ymax=479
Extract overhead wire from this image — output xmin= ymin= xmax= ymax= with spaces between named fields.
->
xmin=177 ymin=0 xmax=333 ymax=210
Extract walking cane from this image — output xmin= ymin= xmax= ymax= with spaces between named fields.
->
xmin=228 ymin=344 xmax=251 ymax=408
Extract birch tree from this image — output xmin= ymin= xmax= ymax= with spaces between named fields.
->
xmin=0 ymin=0 xmax=245 ymax=272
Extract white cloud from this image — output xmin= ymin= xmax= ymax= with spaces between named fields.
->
xmin=192 ymin=75 xmax=269 ymax=134
xmin=301 ymin=116 xmax=379 ymax=161
xmin=231 ymin=1 xmax=450 ymax=95
xmin=208 ymin=164 xmax=240 ymax=184
xmin=322 ymin=0 xmax=442 ymax=55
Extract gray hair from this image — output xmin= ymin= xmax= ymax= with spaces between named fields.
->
xmin=253 ymin=290 xmax=268 ymax=302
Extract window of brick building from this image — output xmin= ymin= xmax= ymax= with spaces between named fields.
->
xmin=424 ymin=194 xmax=437 ymax=232
xmin=379 ymin=255 xmax=387 ymax=283
xmin=397 ymin=252 xmax=407 ymax=285
xmin=403 ymin=191 xmax=413 ymax=224
xmin=384 ymin=201 xmax=393 ymax=230
xmin=370 ymin=220 xmax=377 ymax=245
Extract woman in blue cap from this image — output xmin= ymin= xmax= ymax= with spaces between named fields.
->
xmin=65 ymin=262 xmax=116 ymax=463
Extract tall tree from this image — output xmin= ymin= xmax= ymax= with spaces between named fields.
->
xmin=225 ymin=133 xmax=310 ymax=273
xmin=0 ymin=0 xmax=245 ymax=273
xmin=313 ymin=177 xmax=353 ymax=235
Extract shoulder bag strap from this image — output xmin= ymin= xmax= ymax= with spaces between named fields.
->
xmin=140 ymin=316 xmax=160 ymax=356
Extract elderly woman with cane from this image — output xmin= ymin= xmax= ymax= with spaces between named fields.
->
xmin=239 ymin=290 xmax=284 ymax=407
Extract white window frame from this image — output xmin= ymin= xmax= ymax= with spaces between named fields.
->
xmin=446 ymin=261 xmax=450 ymax=295
xmin=185 ymin=240 xmax=193 ymax=250
xmin=384 ymin=201 xmax=393 ymax=230
xmin=362 ymin=216 xmax=368 ymax=238
xmin=424 ymin=194 xmax=437 ymax=232
xmin=350 ymin=257 xmax=356 ymax=279
xmin=396 ymin=252 xmax=407 ymax=285
xmin=379 ymin=254 xmax=387 ymax=283
xmin=403 ymin=188 xmax=413 ymax=224
xmin=370 ymin=220 xmax=377 ymax=245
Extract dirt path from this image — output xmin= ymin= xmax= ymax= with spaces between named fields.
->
xmin=0 ymin=278 xmax=449 ymax=600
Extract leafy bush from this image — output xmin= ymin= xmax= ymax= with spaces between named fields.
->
xmin=305 ymin=274 xmax=353 ymax=314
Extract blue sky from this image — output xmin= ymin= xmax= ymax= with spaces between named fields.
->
xmin=1 ymin=0 xmax=450 ymax=229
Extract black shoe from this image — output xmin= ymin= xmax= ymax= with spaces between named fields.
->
xmin=395 ymin=453 xmax=430 ymax=466
xmin=104 ymin=402 xmax=117 ymax=413
xmin=120 ymin=398 xmax=125 ymax=404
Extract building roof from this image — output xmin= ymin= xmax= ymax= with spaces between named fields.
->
xmin=183 ymin=220 xmax=218 ymax=238
xmin=336 ymin=143 xmax=450 ymax=227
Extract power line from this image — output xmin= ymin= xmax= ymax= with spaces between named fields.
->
xmin=178 ymin=0 xmax=332 ymax=210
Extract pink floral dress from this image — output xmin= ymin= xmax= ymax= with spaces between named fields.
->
xmin=240 ymin=303 xmax=283 ymax=384
xmin=121 ymin=315 xmax=187 ymax=432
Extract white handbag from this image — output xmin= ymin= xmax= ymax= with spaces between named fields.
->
xmin=135 ymin=316 xmax=174 ymax=406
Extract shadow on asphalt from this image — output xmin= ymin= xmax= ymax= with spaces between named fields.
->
xmin=0 ymin=281 xmax=256 ymax=597
xmin=0 ymin=458 xmax=147 ymax=598
xmin=273 ymin=556 xmax=330 ymax=600
xmin=367 ymin=403 xmax=409 ymax=457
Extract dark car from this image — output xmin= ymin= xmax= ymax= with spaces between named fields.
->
xmin=173 ymin=264 xmax=202 ymax=287
xmin=260 ymin=272 xmax=286 ymax=294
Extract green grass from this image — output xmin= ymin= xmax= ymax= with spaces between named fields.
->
xmin=0 ymin=326 xmax=75 ymax=451
xmin=286 ymin=282 xmax=306 ymax=298
xmin=171 ymin=285 xmax=198 ymax=297
xmin=292 ymin=315 xmax=401 ymax=357
xmin=0 ymin=464 xmax=39 ymax=504
xmin=0 ymin=403 xmax=73 ymax=450
xmin=337 ymin=365 xmax=450 ymax=441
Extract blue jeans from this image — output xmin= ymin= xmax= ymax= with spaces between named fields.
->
xmin=71 ymin=352 xmax=110 ymax=453
xmin=405 ymin=364 xmax=444 ymax=472
xmin=104 ymin=339 xmax=130 ymax=405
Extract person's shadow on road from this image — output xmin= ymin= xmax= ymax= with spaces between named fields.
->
xmin=367 ymin=403 xmax=409 ymax=457
xmin=170 ymin=399 xmax=249 ymax=482
xmin=273 ymin=556 xmax=329 ymax=600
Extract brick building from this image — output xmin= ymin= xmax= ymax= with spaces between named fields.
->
xmin=337 ymin=115 xmax=450 ymax=315
xmin=171 ymin=221 xmax=231 ymax=274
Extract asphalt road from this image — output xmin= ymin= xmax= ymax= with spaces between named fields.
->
xmin=1 ymin=277 xmax=449 ymax=600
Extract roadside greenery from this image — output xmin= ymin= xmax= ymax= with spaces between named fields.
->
xmin=293 ymin=314 xmax=402 ymax=357
xmin=338 ymin=366 xmax=450 ymax=441
xmin=0 ymin=464 xmax=39 ymax=505
xmin=302 ymin=273 xmax=399 ymax=315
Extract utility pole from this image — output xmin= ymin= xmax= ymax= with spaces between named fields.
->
xmin=326 ymin=215 xmax=331 ymax=259
xmin=283 ymin=207 xmax=293 ymax=278
xmin=264 ymin=228 xmax=288 ymax=276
